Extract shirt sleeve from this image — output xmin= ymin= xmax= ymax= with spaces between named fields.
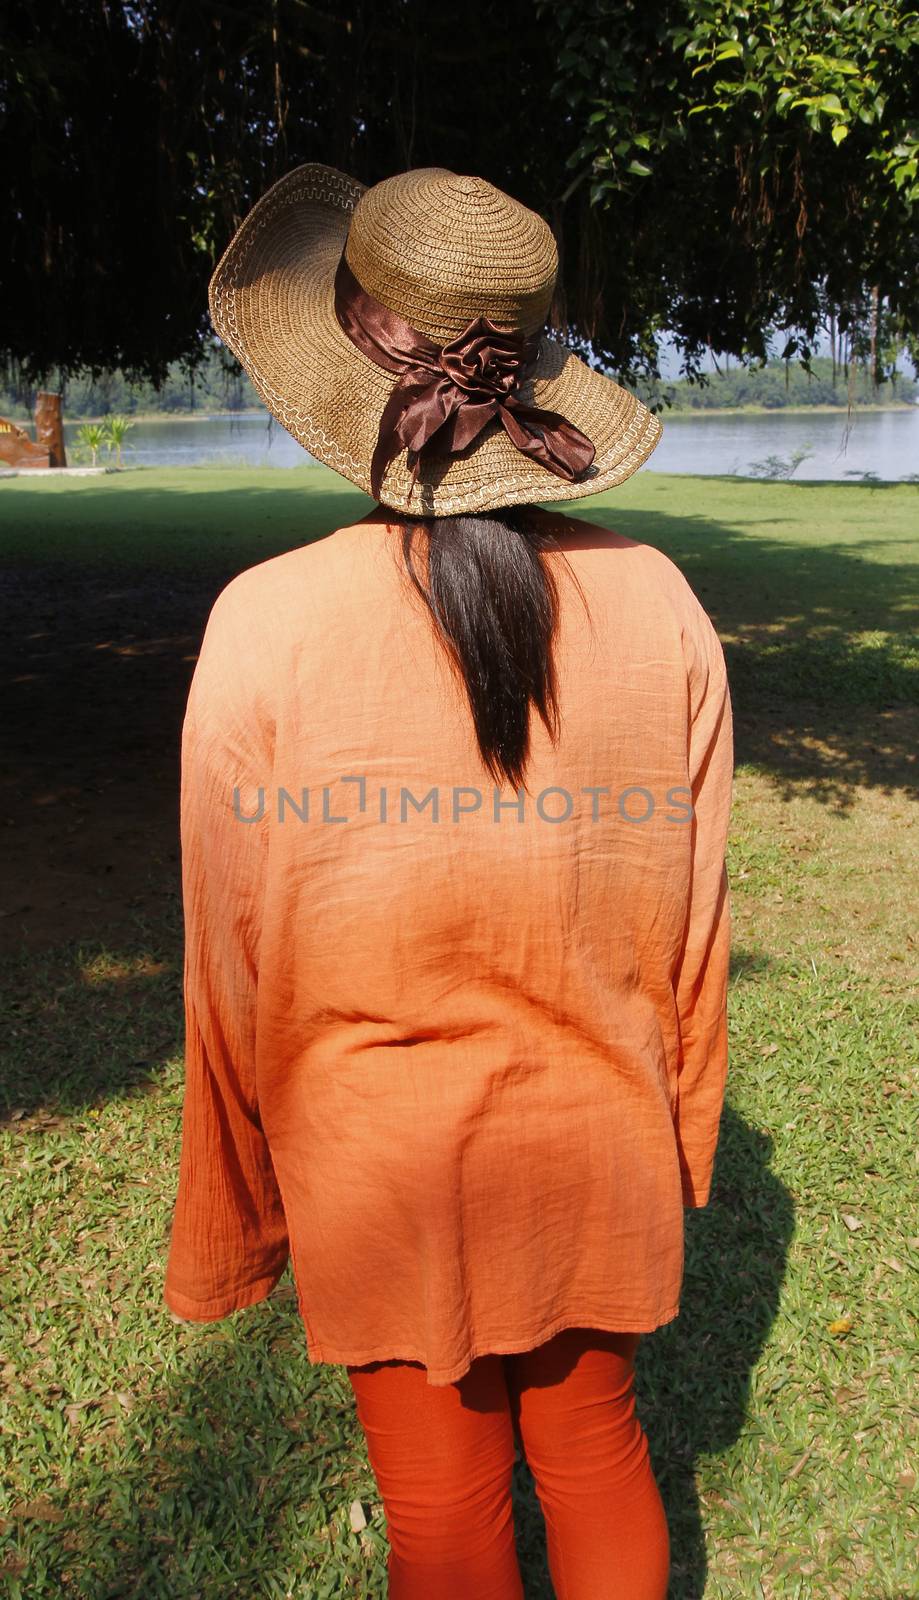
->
xmin=672 ymin=597 xmax=734 ymax=1209
xmin=163 ymin=576 xmax=290 ymax=1321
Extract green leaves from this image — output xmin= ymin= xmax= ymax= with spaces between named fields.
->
xmin=533 ymin=0 xmax=919 ymax=382
xmin=805 ymin=52 xmax=861 ymax=75
xmin=714 ymin=39 xmax=745 ymax=60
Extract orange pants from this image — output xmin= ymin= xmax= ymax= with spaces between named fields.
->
xmin=346 ymin=1326 xmax=670 ymax=1599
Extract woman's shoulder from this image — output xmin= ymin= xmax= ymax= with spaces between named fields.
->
xmin=549 ymin=512 xmax=727 ymax=694
xmin=205 ymin=516 xmax=381 ymax=623
xmin=549 ymin=511 xmax=715 ymax=619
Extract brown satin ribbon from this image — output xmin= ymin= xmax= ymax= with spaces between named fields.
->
xmin=333 ymin=253 xmax=596 ymax=500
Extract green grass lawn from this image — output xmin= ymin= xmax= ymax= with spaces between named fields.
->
xmin=1 ymin=468 xmax=917 ymax=1598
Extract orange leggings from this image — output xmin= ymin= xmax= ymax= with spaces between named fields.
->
xmin=346 ymin=1326 xmax=670 ymax=1599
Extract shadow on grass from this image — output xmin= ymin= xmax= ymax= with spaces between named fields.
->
xmin=2 ymin=1295 xmax=385 ymax=1599
xmin=1 ymin=1096 xmax=790 ymax=1600
xmin=642 ymin=1104 xmax=793 ymax=1600
xmin=0 ymin=472 xmax=371 ymax=573
xmin=0 ymin=925 xmax=184 ymax=1122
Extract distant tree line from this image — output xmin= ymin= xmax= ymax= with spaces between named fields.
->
xmin=1 ymin=0 xmax=916 ymax=407
xmin=0 ymin=344 xmax=259 ymax=422
xmin=657 ymin=356 xmax=919 ymax=411
xmin=2 ymin=352 xmax=915 ymax=425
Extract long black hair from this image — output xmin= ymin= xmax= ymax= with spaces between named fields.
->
xmin=396 ymin=508 xmax=590 ymax=792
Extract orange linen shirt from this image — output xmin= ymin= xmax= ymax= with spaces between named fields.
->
xmin=163 ymin=507 xmax=733 ymax=1386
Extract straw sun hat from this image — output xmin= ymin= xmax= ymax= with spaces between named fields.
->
xmin=208 ymin=163 xmax=662 ymax=517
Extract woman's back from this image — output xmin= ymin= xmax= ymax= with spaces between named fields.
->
xmin=165 ymin=507 xmax=732 ymax=1387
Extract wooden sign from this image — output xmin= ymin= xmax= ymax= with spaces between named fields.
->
xmin=0 ymin=416 xmax=51 ymax=469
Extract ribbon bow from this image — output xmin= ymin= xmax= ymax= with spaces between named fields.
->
xmin=333 ymin=254 xmax=596 ymax=501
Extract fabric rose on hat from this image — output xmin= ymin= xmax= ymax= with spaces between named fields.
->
xmin=438 ymin=318 xmax=526 ymax=400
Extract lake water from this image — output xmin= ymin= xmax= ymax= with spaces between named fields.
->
xmin=62 ymin=406 xmax=919 ymax=481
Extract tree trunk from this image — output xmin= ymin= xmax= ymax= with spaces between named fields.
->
xmin=35 ymin=392 xmax=67 ymax=467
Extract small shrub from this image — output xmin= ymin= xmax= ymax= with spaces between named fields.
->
xmin=102 ymin=414 xmax=135 ymax=469
xmin=74 ymin=423 xmax=107 ymax=467
xmin=747 ymin=446 xmax=814 ymax=480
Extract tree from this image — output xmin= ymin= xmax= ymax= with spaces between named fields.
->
xmin=0 ymin=1 xmax=563 ymax=391
xmin=539 ymin=0 xmax=919 ymax=385
xmin=1 ymin=2 xmax=916 ymax=396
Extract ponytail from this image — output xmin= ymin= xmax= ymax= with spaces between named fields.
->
xmin=397 ymin=509 xmax=588 ymax=791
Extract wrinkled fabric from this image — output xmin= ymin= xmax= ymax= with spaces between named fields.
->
xmin=163 ymin=509 xmax=733 ymax=1387
xmin=333 ymin=254 xmax=596 ymax=497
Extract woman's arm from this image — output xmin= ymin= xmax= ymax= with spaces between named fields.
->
xmin=672 ymin=601 xmax=734 ymax=1209
xmin=164 ymin=576 xmax=290 ymax=1321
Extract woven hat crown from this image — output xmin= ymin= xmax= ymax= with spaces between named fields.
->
xmin=343 ymin=168 xmax=558 ymax=345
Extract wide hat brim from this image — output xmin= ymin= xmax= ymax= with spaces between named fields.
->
xmin=208 ymin=163 xmax=663 ymax=517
